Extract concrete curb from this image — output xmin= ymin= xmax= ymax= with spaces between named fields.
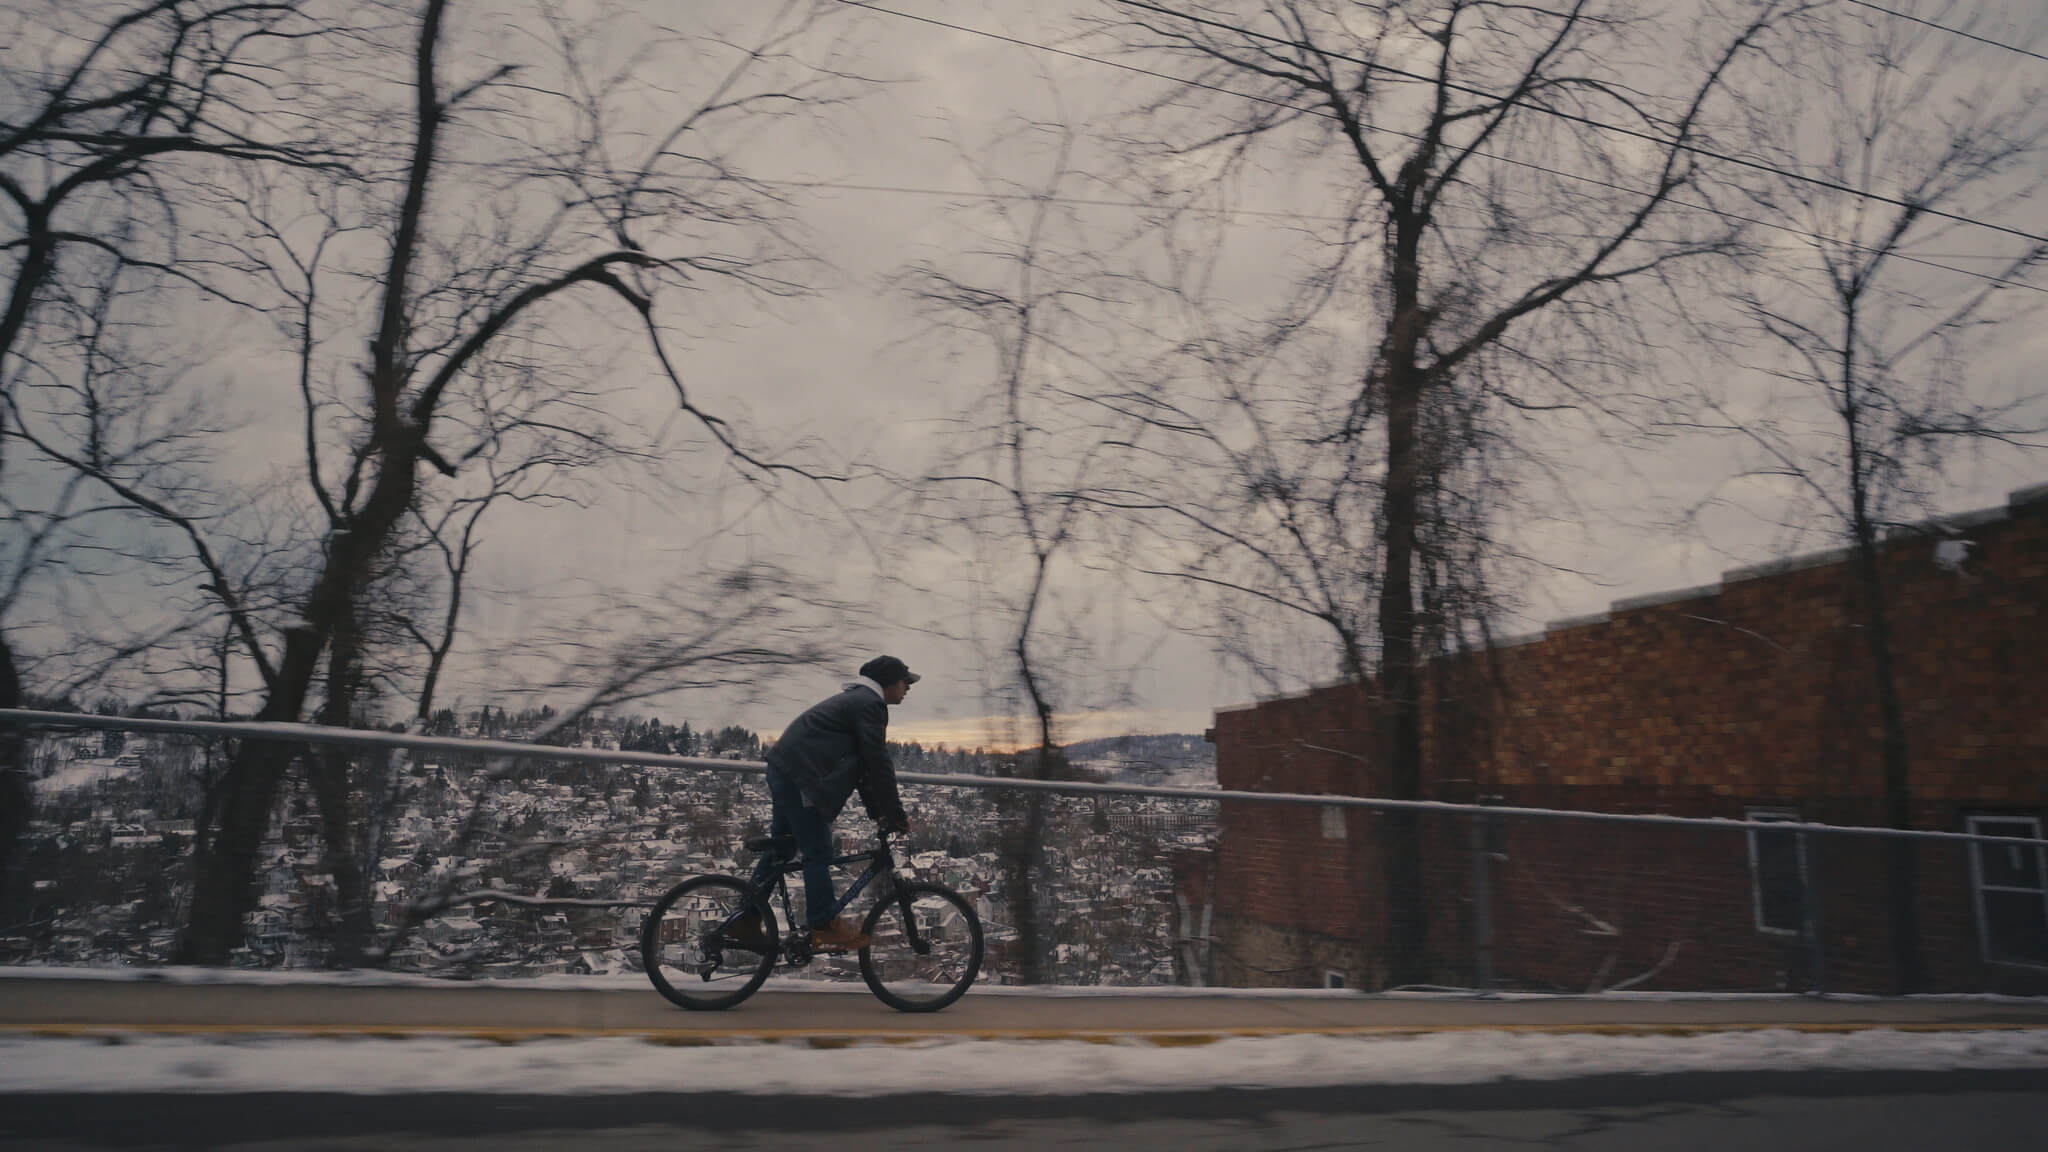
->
xmin=7 ymin=1021 xmax=2047 ymax=1045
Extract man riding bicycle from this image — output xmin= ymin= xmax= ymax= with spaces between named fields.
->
xmin=746 ymin=656 xmax=917 ymax=952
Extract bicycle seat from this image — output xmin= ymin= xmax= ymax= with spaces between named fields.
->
xmin=744 ymin=835 xmax=777 ymax=853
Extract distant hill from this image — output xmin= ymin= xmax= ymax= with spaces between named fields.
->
xmin=1060 ymin=733 xmax=1215 ymax=789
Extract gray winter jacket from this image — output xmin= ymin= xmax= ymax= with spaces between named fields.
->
xmin=764 ymin=682 xmax=908 ymax=828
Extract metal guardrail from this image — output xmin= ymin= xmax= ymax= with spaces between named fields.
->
xmin=9 ymin=708 xmax=2045 ymax=994
xmin=1 ymin=708 xmax=2038 ymax=848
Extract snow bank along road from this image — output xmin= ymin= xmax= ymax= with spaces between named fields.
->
xmin=0 ymin=973 xmax=2041 ymax=1086
xmin=3 ymin=1025 xmax=2048 ymax=1096
xmin=1 ymin=1037 xmax=2045 ymax=1150
xmin=3 ymin=974 xmax=2045 ymax=1148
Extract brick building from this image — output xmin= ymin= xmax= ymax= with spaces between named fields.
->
xmin=1199 ymin=485 xmax=2048 ymax=995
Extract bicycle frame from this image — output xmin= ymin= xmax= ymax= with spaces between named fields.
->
xmin=745 ymin=835 xmax=929 ymax=957
xmin=642 ymin=831 xmax=976 ymax=1013
xmin=763 ymin=845 xmax=888 ymax=925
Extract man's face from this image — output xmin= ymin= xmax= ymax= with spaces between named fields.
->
xmin=883 ymin=679 xmax=911 ymax=706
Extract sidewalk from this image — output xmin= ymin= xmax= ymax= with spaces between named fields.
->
xmin=5 ymin=972 xmax=2046 ymax=1040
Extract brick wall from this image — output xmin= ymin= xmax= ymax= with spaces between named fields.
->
xmin=1207 ymin=487 xmax=2048 ymax=993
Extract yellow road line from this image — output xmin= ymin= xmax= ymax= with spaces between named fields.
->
xmin=4 ymin=1022 xmax=2044 ymax=1044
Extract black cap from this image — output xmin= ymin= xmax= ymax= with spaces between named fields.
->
xmin=859 ymin=655 xmax=920 ymax=686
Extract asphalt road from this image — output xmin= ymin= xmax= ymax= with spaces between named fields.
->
xmin=5 ymin=1070 xmax=2047 ymax=1150
xmin=6 ymin=978 xmax=2043 ymax=1149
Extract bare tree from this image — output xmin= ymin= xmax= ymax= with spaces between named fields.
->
xmin=1682 ymin=1 xmax=2046 ymax=992
xmin=1088 ymin=230 xmax=1394 ymax=691
xmin=0 ymin=0 xmax=334 ymax=380
xmin=1099 ymin=0 xmax=1797 ymax=984
xmin=0 ymin=0 xmax=334 ymax=882
xmin=897 ymin=115 xmax=1139 ymax=983
xmin=8 ymin=0 xmax=868 ymax=963
xmin=1 ymin=233 xmax=280 ymax=876
xmin=363 ymin=561 xmax=843 ymax=966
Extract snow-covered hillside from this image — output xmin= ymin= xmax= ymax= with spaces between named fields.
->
xmin=1063 ymin=733 xmax=1215 ymax=789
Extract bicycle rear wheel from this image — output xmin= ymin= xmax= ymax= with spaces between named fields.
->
xmin=641 ymin=875 xmax=776 ymax=1011
xmin=859 ymin=881 xmax=983 ymax=1012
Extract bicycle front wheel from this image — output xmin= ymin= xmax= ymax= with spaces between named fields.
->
xmin=859 ymin=881 xmax=983 ymax=1012
xmin=641 ymin=875 xmax=776 ymax=1011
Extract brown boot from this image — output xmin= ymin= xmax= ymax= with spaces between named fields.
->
xmin=808 ymin=917 xmax=870 ymax=953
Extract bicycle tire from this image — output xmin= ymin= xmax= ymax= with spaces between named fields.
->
xmin=641 ymin=874 xmax=776 ymax=1011
xmin=858 ymin=880 xmax=983 ymax=1012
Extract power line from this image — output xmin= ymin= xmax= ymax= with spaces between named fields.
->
xmin=825 ymin=4 xmax=2045 ymax=293
xmin=765 ymin=174 xmax=2017 ymax=259
xmin=760 ymin=177 xmax=2044 ymax=291
xmin=1101 ymin=0 xmax=2046 ymax=245
xmin=1839 ymin=0 xmax=2048 ymax=63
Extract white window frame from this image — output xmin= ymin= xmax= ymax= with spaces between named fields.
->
xmin=1967 ymin=814 xmax=2048 ymax=969
xmin=1320 ymin=805 xmax=1346 ymax=840
xmin=1323 ymin=969 xmax=1347 ymax=989
xmin=1745 ymin=807 xmax=1806 ymax=937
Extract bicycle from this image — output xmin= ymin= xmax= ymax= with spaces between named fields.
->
xmin=639 ymin=831 xmax=984 ymax=1012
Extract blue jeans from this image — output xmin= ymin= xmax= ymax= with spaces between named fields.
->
xmin=752 ymin=769 xmax=836 ymax=928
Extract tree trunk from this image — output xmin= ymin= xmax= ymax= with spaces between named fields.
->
xmin=307 ymin=747 xmax=376 ymax=965
xmin=996 ymin=517 xmax=1061 ymax=985
xmin=0 ymin=209 xmax=54 ymax=375
xmin=179 ymin=432 xmax=423 ymax=964
xmin=1852 ymin=509 xmax=1925 ymax=993
xmin=308 ymin=607 xmax=376 ymax=966
xmin=176 ymin=625 xmax=325 ymax=963
xmin=177 ymin=740 xmax=296 ymax=963
xmin=1378 ymin=368 xmax=1426 ymax=987
xmin=1 ymin=218 xmax=57 ymax=887
xmin=1002 ymin=688 xmax=1059 ymax=984
xmin=177 ymin=0 xmax=444 ymax=967
xmin=1376 ymin=218 xmax=1430 ymax=988
xmin=1839 ymin=304 xmax=1924 ymax=994
xmin=0 ymin=632 xmax=29 ymax=887
xmin=1002 ymin=788 xmax=1050 ymax=984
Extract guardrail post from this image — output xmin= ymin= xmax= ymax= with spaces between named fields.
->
xmin=1471 ymin=807 xmax=1495 ymax=997
xmin=1800 ymin=829 xmax=1827 ymax=996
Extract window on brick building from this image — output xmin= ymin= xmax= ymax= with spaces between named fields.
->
xmin=1968 ymin=815 xmax=2048 ymax=967
xmin=1746 ymin=808 xmax=1805 ymax=936
xmin=1321 ymin=805 xmax=1346 ymax=840
xmin=1323 ymin=969 xmax=1346 ymax=989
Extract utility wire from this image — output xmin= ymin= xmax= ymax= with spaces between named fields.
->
xmin=766 ymin=173 xmax=2018 ymax=258
xmin=1839 ymin=0 xmax=2048 ymax=63
xmin=1102 ymin=0 xmax=2046 ymax=245
xmin=761 ymin=177 xmax=2044 ymax=291
xmin=825 ymin=4 xmax=2045 ymax=292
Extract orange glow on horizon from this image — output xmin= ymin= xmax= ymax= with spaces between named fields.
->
xmin=871 ymin=709 xmax=1213 ymax=753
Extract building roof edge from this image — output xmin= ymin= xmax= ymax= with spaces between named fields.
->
xmin=1610 ymin=582 xmax=1723 ymax=614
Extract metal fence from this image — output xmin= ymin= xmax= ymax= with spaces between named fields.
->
xmin=1201 ymin=799 xmax=2048 ymax=997
xmin=3 ymin=708 xmax=2044 ymax=995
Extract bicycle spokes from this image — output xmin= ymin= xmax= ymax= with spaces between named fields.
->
xmin=641 ymin=875 xmax=776 ymax=1010
xmin=860 ymin=881 xmax=983 ymax=1012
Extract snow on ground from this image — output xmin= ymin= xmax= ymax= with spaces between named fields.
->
xmin=1 ymin=1028 xmax=2044 ymax=1096
xmin=31 ymin=758 xmax=136 ymax=795
xmin=0 ymin=965 xmax=1360 ymax=996
xmin=4 ymin=965 xmax=2042 ymax=1003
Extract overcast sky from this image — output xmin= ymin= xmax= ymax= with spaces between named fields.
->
xmin=12 ymin=0 xmax=2045 ymax=748
xmin=435 ymin=0 xmax=2048 ymax=746
xmin=454 ymin=0 xmax=2042 ymax=749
